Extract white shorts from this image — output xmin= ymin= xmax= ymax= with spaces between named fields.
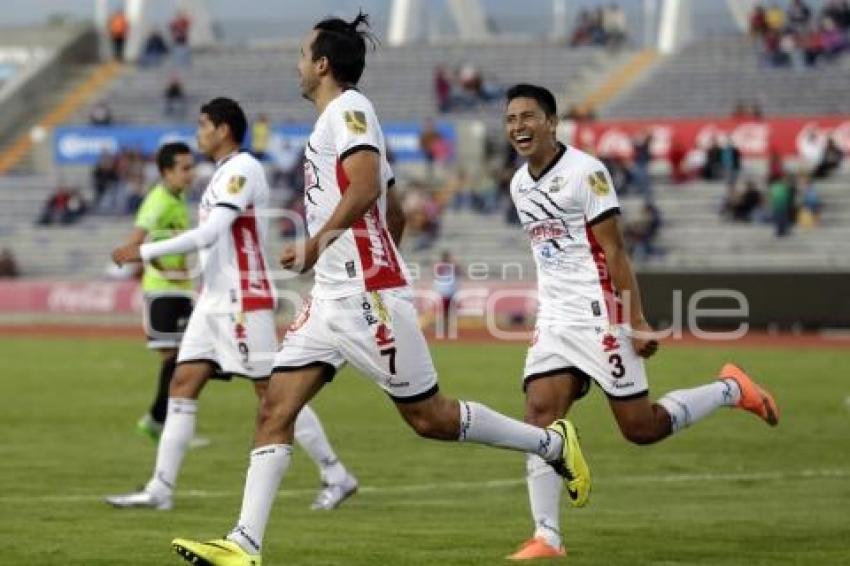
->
xmin=177 ymin=308 xmax=277 ymax=379
xmin=273 ymin=289 xmax=439 ymax=402
xmin=524 ymin=324 xmax=648 ymax=399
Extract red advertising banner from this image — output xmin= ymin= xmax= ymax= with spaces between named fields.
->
xmin=0 ymin=280 xmax=143 ymax=314
xmin=564 ymin=115 xmax=850 ymax=159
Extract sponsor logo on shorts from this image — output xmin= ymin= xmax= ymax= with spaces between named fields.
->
xmin=288 ymin=299 xmax=311 ymax=332
xmin=613 ymin=380 xmax=636 ymax=389
xmin=361 ymin=297 xmax=379 ymax=326
xmin=346 ymin=260 xmax=356 ymax=278
xmin=601 ymin=333 xmax=620 ymax=352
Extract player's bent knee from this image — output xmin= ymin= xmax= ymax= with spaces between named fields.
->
xmin=619 ymin=422 xmax=665 ymax=445
xmin=524 ymin=401 xmax=561 ymax=427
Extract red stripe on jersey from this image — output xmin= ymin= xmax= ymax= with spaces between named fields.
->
xmin=584 ymin=221 xmax=623 ymax=325
xmin=231 ymin=208 xmax=274 ymax=311
xmin=335 ymin=159 xmax=406 ymax=291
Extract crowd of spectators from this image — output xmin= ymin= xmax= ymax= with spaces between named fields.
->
xmin=434 ymin=64 xmax=503 ymax=113
xmin=569 ymin=4 xmax=627 ymax=48
xmin=750 ymin=0 xmax=850 ymax=67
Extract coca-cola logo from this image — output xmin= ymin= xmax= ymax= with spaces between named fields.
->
xmin=796 ymin=120 xmax=850 ymax=154
xmin=47 ymin=284 xmax=118 ymax=313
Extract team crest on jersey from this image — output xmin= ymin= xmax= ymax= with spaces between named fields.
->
xmin=343 ymin=110 xmax=368 ymax=134
xmin=587 ymin=171 xmax=610 ymax=196
xmin=548 ymin=176 xmax=564 ymax=193
xmin=227 ymin=175 xmax=247 ymax=194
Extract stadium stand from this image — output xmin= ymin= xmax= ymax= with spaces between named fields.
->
xmin=70 ymin=43 xmax=622 ymax=127
xmin=604 ymin=35 xmax=850 ymax=118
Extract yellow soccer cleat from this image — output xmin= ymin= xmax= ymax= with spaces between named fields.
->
xmin=506 ymin=537 xmax=566 ymax=560
xmin=546 ymin=419 xmax=591 ymax=508
xmin=172 ymin=538 xmax=261 ymax=566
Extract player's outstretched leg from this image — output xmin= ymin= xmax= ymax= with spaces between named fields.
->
xmin=294 ymin=404 xmax=358 ymax=510
xmin=106 ymin=362 xmax=213 ymax=510
xmin=651 ymin=362 xmax=779 ymax=437
xmin=719 ymin=363 xmax=779 ymax=425
xmin=397 ymin=394 xmax=591 ymax=505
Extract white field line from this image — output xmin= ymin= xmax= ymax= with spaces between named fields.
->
xmin=1 ymin=468 xmax=847 ymax=505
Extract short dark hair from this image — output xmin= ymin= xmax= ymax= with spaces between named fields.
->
xmin=156 ymin=141 xmax=192 ymax=174
xmin=505 ymin=84 xmax=557 ymax=118
xmin=312 ymin=11 xmax=376 ymax=86
xmin=200 ymin=97 xmax=247 ymax=144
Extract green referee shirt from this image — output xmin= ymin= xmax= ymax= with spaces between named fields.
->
xmin=134 ymin=183 xmax=193 ymax=292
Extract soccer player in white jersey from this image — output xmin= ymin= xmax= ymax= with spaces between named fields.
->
xmin=171 ymin=14 xmax=589 ymax=566
xmin=502 ymin=84 xmax=780 ymax=560
xmin=107 ymin=97 xmax=357 ymax=513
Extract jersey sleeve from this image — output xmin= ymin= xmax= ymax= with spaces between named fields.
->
xmin=210 ymin=159 xmax=262 ymax=212
xmin=134 ymin=189 xmax=166 ymax=233
xmin=580 ymin=162 xmax=620 ymax=225
xmin=328 ymin=98 xmax=382 ymax=161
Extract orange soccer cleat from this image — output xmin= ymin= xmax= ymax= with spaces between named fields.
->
xmin=506 ymin=537 xmax=566 ymax=560
xmin=719 ymin=363 xmax=779 ymax=426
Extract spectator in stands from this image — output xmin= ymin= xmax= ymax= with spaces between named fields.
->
xmin=419 ymin=118 xmax=447 ymax=180
xmin=434 ymin=66 xmax=452 ymax=113
xmin=630 ymin=131 xmax=653 ymax=197
xmin=787 ymin=0 xmax=813 ymax=31
xmin=820 ymin=17 xmax=849 ymax=60
xmin=403 ymin=182 xmax=443 ymax=251
xmin=750 ymin=5 xmax=770 ymax=38
xmin=563 ymin=103 xmax=596 ymax=121
xmin=624 ymin=200 xmax=662 ymax=260
xmin=720 ymin=137 xmax=743 ymax=188
xmin=89 ymin=99 xmax=113 ymax=126
xmin=0 ymin=247 xmax=19 ymax=278
xmin=766 ymin=2 xmax=788 ymax=32
xmin=823 ymin=0 xmax=850 ymax=30
xmin=169 ymin=10 xmax=192 ymax=67
xmin=701 ymin=135 xmax=724 ymax=181
xmin=432 ymin=250 xmax=461 ymax=337
xmin=813 ymin=136 xmax=844 ymax=178
xmin=724 ymin=179 xmax=764 ymax=222
xmin=769 ymin=174 xmax=794 ymax=237
xmin=797 ymin=172 xmax=822 ymax=227
xmin=108 ymin=10 xmax=129 ymax=61
xmin=603 ymin=4 xmax=627 ymax=49
xmin=122 ymin=149 xmax=148 ymax=215
xmin=163 ymin=75 xmax=187 ymax=118
xmin=139 ymin=30 xmax=169 ymax=68
xmin=251 ymin=114 xmax=271 ymax=161
xmin=37 ymin=183 xmax=87 ymax=225
xmin=92 ymin=150 xmax=119 ymax=211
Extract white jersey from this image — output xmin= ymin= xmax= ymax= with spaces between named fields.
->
xmin=196 ymin=151 xmax=276 ymax=313
xmin=303 ymin=89 xmax=407 ymax=299
xmin=510 ymin=143 xmax=622 ymax=327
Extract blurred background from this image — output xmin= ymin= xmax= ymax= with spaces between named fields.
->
xmin=0 ymin=0 xmax=848 ymax=333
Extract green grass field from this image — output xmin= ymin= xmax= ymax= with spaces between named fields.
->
xmin=1 ymin=337 xmax=848 ymax=565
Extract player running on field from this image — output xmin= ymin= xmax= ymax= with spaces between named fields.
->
xmin=502 ymin=83 xmax=780 ymax=560
xmin=119 ymin=141 xmax=207 ymax=446
xmin=108 ymin=97 xmax=357 ymax=513
xmin=170 ymin=13 xmax=590 ymax=566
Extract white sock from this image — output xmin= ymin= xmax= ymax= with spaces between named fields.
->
xmin=657 ymin=379 xmax=741 ymax=433
xmin=145 ymin=397 xmax=196 ymax=499
xmin=526 ymin=454 xmax=563 ymax=548
xmin=457 ymin=401 xmax=562 ymax=461
xmin=227 ymin=444 xmax=292 ymax=555
xmin=294 ymin=404 xmax=347 ymax=485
